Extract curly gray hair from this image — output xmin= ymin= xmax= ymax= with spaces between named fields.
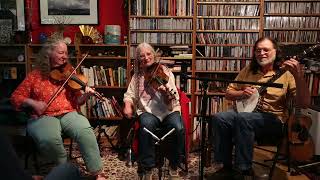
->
xmin=35 ymin=38 xmax=67 ymax=75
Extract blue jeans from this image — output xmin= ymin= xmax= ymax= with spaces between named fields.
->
xmin=138 ymin=111 xmax=185 ymax=169
xmin=27 ymin=111 xmax=102 ymax=174
xmin=212 ymin=110 xmax=283 ymax=170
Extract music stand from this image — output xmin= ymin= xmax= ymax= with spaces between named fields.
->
xmin=181 ymin=73 xmax=283 ymax=180
xmin=143 ymin=127 xmax=175 ymax=180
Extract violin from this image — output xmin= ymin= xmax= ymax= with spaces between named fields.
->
xmin=45 ymin=53 xmax=104 ymax=111
xmin=144 ymin=62 xmax=177 ymax=101
xmin=50 ymin=63 xmax=104 ymax=100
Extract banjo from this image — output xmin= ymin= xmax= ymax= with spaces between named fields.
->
xmin=236 ymin=43 xmax=320 ymax=113
xmin=236 ymin=77 xmax=277 ymax=113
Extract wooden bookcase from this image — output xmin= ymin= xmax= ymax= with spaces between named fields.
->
xmin=0 ymin=44 xmax=28 ymax=126
xmin=128 ymin=0 xmax=194 ymax=89
xmin=194 ymin=0 xmax=263 ymax=143
xmin=263 ymin=0 xmax=320 ymax=107
xmin=0 ymin=44 xmax=27 ymax=99
xmin=77 ymin=44 xmax=128 ymax=121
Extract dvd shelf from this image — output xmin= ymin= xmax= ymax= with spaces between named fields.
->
xmin=195 ymin=0 xmax=262 ymax=119
xmin=264 ymin=0 xmax=320 ymax=44
xmin=128 ymin=0 xmax=194 ymax=93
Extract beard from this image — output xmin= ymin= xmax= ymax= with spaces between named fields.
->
xmin=257 ymin=55 xmax=276 ymax=67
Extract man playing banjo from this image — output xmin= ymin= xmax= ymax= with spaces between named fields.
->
xmin=210 ymin=37 xmax=311 ymax=178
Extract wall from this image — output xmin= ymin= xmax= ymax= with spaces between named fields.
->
xmin=26 ymin=0 xmax=128 ymax=44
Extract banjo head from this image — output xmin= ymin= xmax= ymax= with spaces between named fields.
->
xmin=236 ymin=91 xmax=260 ymax=113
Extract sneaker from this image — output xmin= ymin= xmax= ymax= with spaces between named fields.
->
xmin=168 ymin=167 xmax=180 ymax=180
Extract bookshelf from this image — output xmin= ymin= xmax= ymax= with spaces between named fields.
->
xmin=263 ymin=0 xmax=320 ymax=45
xmin=128 ymin=0 xmax=194 ymax=91
xmin=77 ymin=44 xmax=127 ymax=120
xmin=263 ymin=0 xmax=320 ymax=107
xmin=0 ymin=44 xmax=27 ymax=99
xmin=194 ymin=0 xmax=263 ymax=142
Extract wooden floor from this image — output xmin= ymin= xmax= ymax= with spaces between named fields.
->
xmin=253 ymin=146 xmax=310 ymax=180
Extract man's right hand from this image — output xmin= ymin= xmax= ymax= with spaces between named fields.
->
xmin=241 ymin=87 xmax=257 ymax=99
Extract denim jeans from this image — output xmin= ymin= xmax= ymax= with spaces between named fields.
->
xmin=27 ymin=111 xmax=103 ymax=173
xmin=138 ymin=111 xmax=185 ymax=169
xmin=212 ymin=110 xmax=283 ymax=170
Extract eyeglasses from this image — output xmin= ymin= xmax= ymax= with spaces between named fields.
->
xmin=255 ymin=48 xmax=275 ymax=54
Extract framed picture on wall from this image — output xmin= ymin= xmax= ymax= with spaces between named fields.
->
xmin=39 ymin=0 xmax=99 ymax=24
xmin=16 ymin=0 xmax=25 ymax=31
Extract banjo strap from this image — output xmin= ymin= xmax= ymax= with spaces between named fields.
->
xmin=254 ymin=70 xmax=285 ymax=112
xmin=257 ymin=69 xmax=285 ymax=95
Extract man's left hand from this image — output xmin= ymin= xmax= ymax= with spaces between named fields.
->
xmin=282 ymin=57 xmax=304 ymax=78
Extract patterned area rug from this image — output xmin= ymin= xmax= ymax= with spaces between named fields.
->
xmin=22 ymin=141 xmax=320 ymax=180
xmin=72 ymin=144 xmax=220 ymax=180
xmin=22 ymin=142 xmax=219 ymax=179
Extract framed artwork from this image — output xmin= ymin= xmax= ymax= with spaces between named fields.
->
xmin=39 ymin=0 xmax=99 ymax=24
xmin=16 ymin=0 xmax=25 ymax=31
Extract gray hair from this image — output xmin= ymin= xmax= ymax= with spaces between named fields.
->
xmin=35 ymin=38 xmax=66 ymax=75
xmin=135 ymin=42 xmax=156 ymax=61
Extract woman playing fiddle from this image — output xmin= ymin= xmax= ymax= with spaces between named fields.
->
xmin=10 ymin=38 xmax=106 ymax=180
xmin=123 ymin=42 xmax=184 ymax=179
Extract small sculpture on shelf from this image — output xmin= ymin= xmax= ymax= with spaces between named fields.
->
xmin=79 ymin=25 xmax=103 ymax=44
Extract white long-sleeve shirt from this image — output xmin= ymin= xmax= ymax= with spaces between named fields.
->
xmin=123 ymin=66 xmax=181 ymax=121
